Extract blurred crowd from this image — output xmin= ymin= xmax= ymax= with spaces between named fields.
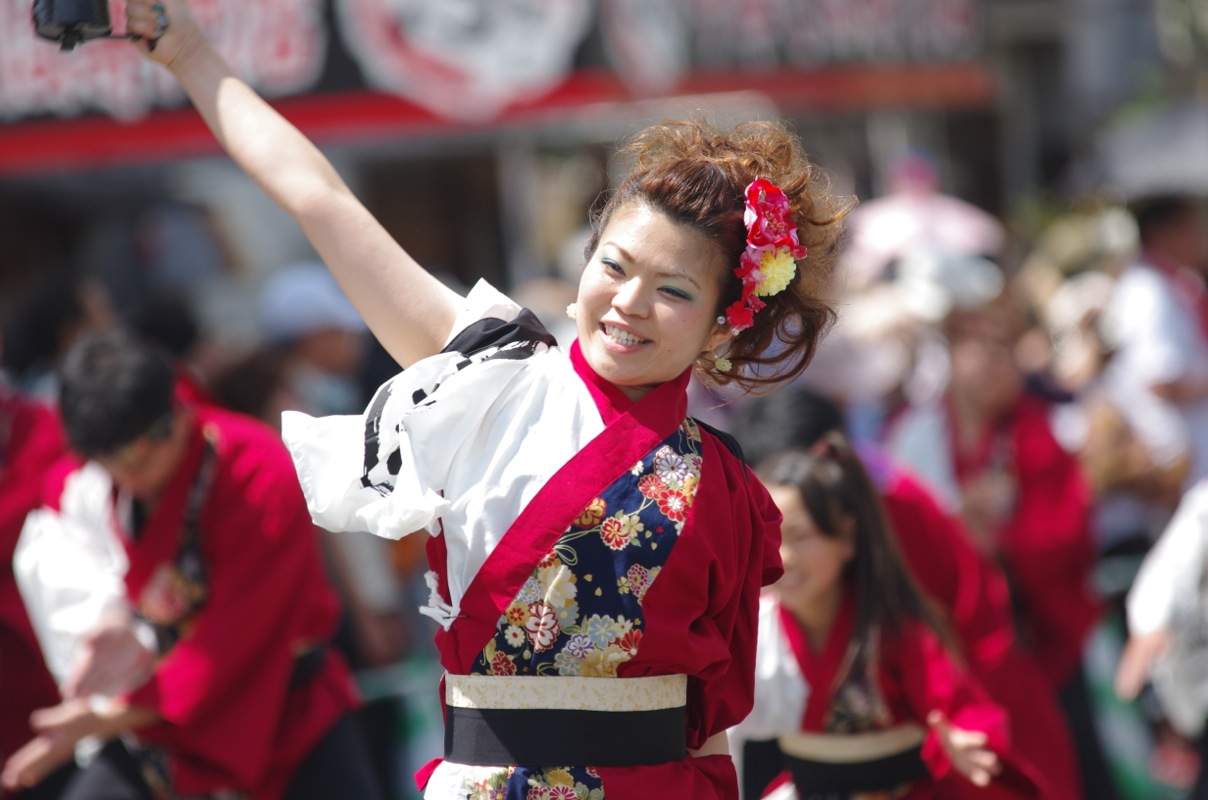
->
xmin=5 ymin=145 xmax=1208 ymax=800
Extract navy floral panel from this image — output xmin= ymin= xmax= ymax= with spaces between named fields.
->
xmin=459 ymin=419 xmax=704 ymax=800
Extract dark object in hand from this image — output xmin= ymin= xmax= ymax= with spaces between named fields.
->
xmin=32 ymin=0 xmax=152 ymax=51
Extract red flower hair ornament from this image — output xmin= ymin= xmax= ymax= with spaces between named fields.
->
xmin=724 ymin=177 xmax=808 ymax=334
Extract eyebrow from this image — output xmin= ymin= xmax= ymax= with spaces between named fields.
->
xmin=604 ymin=243 xmax=704 ymax=291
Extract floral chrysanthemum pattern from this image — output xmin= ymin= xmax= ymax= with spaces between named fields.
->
xmin=460 ymin=420 xmax=704 ymax=797
xmin=466 ymin=766 xmax=605 ymax=800
xmin=476 ymin=420 xmax=702 ymax=680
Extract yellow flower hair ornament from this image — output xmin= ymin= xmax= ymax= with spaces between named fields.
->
xmin=723 ymin=177 xmax=808 ymax=333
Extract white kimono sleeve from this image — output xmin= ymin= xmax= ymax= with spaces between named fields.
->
xmin=282 ymin=280 xmax=528 ymax=541
xmin=13 ymin=464 xmax=130 ymax=688
xmin=1127 ymin=481 xmax=1208 ymax=637
xmin=1128 ymin=481 xmax=1208 ymax=736
xmin=728 ymin=594 xmax=809 ymax=782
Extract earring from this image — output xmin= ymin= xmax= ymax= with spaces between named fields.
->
xmin=566 ymin=303 xmax=578 ymax=320
xmin=716 ymin=315 xmax=726 ymax=326
xmin=715 ymin=357 xmax=733 ymax=373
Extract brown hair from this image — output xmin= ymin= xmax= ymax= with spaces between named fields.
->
xmin=586 ymin=119 xmax=854 ymax=393
xmin=756 ymin=434 xmax=958 ymax=678
xmin=1128 ymin=193 xmax=1198 ymax=248
xmin=942 ymin=285 xmax=1031 ymax=347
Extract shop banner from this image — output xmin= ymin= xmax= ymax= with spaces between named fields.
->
xmin=0 ymin=0 xmax=983 ymax=124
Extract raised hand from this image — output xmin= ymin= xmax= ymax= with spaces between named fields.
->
xmin=927 ymin=710 xmax=1001 ymax=787
xmin=124 ymin=0 xmax=205 ymax=67
xmin=115 ymin=0 xmax=462 ymax=367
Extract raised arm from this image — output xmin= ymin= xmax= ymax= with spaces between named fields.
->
xmin=125 ymin=0 xmax=461 ymax=367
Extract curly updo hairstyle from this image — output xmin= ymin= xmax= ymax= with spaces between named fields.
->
xmin=586 ymin=119 xmax=854 ymax=392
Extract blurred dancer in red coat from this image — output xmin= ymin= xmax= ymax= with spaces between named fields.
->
xmin=0 ymin=329 xmax=72 ymax=799
xmin=732 ymin=388 xmax=1081 ymax=799
xmin=884 ymin=296 xmax=1108 ymax=799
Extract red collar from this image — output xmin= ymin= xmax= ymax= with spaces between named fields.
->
xmin=780 ymin=590 xmax=858 ymax=731
xmin=119 ymin=412 xmax=208 ymax=592
xmin=568 ymin=339 xmax=692 ymax=425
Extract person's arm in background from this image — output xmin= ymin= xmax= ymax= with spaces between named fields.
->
xmin=1116 ymin=481 xmax=1208 ymax=700
xmin=1 ymin=696 xmax=159 ymax=791
xmin=898 ymin=623 xmax=1004 ymax=789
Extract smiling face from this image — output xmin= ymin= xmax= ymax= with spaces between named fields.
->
xmin=576 ymin=201 xmax=733 ymax=400
xmin=768 ymin=483 xmax=853 ymax=612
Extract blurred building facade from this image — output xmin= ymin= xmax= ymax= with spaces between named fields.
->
xmin=0 ymin=0 xmax=1187 ymax=350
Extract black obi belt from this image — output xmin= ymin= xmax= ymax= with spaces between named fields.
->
xmin=443 ymin=673 xmax=688 ymax=767
xmin=778 ymin=724 xmax=929 ymax=794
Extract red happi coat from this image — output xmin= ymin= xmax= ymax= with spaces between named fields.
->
xmin=0 ymin=392 xmax=66 ymax=768
xmin=44 ymin=406 xmax=359 ymax=799
xmin=420 ymin=348 xmax=783 ymax=800
xmin=862 ymin=448 xmax=1080 ymax=800
xmin=773 ymin=594 xmax=1039 ymax=800
xmin=946 ymin=395 xmax=1101 ymax=687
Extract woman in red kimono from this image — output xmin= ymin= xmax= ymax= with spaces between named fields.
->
xmin=883 ymin=295 xmax=1109 ymax=797
xmin=0 ymin=379 xmax=70 ymax=799
xmin=863 ymin=449 xmax=1080 ymax=800
xmin=732 ymin=389 xmax=1080 ymax=799
xmin=113 ymin=3 xmax=852 ymax=799
xmin=884 ymin=298 xmax=1100 ymax=689
xmin=731 ymin=435 xmax=1040 ymax=799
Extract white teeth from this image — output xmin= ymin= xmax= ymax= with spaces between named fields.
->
xmin=603 ymin=324 xmax=647 ymax=346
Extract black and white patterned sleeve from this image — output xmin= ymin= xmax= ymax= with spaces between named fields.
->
xmin=283 ymin=280 xmax=560 ymax=539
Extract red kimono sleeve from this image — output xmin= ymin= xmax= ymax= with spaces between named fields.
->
xmin=626 ymin=432 xmax=782 ymax=748
xmin=1000 ymin=400 xmax=1101 ymax=685
xmin=0 ymin=402 xmax=64 ymax=564
xmin=892 ymin=624 xmax=1043 ymax=799
xmin=687 ymin=437 xmax=782 ymax=744
xmin=881 ymin=467 xmax=1016 ymax=671
xmin=890 ymin=623 xmax=1007 ymax=780
xmin=603 ymin=434 xmax=781 ymax=800
xmin=126 ymin=426 xmax=341 ymax=792
xmin=695 ymin=447 xmax=787 ymax=734
xmin=0 ymin=400 xmax=67 ymax=764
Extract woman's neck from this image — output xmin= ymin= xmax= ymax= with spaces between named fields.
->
xmin=781 ymin=584 xmax=844 ymax=653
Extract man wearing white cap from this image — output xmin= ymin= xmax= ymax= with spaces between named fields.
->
xmin=258 ymin=262 xmax=369 ymax=418
xmin=258 ymin=263 xmax=410 ymax=792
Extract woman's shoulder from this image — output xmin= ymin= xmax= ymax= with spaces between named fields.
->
xmin=444 ymin=308 xmax=559 ymax=363
xmin=691 ymin=417 xmax=746 ymax=462
xmin=441 ymin=279 xmax=558 ymax=359
xmin=379 ymin=280 xmax=571 ymax=413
